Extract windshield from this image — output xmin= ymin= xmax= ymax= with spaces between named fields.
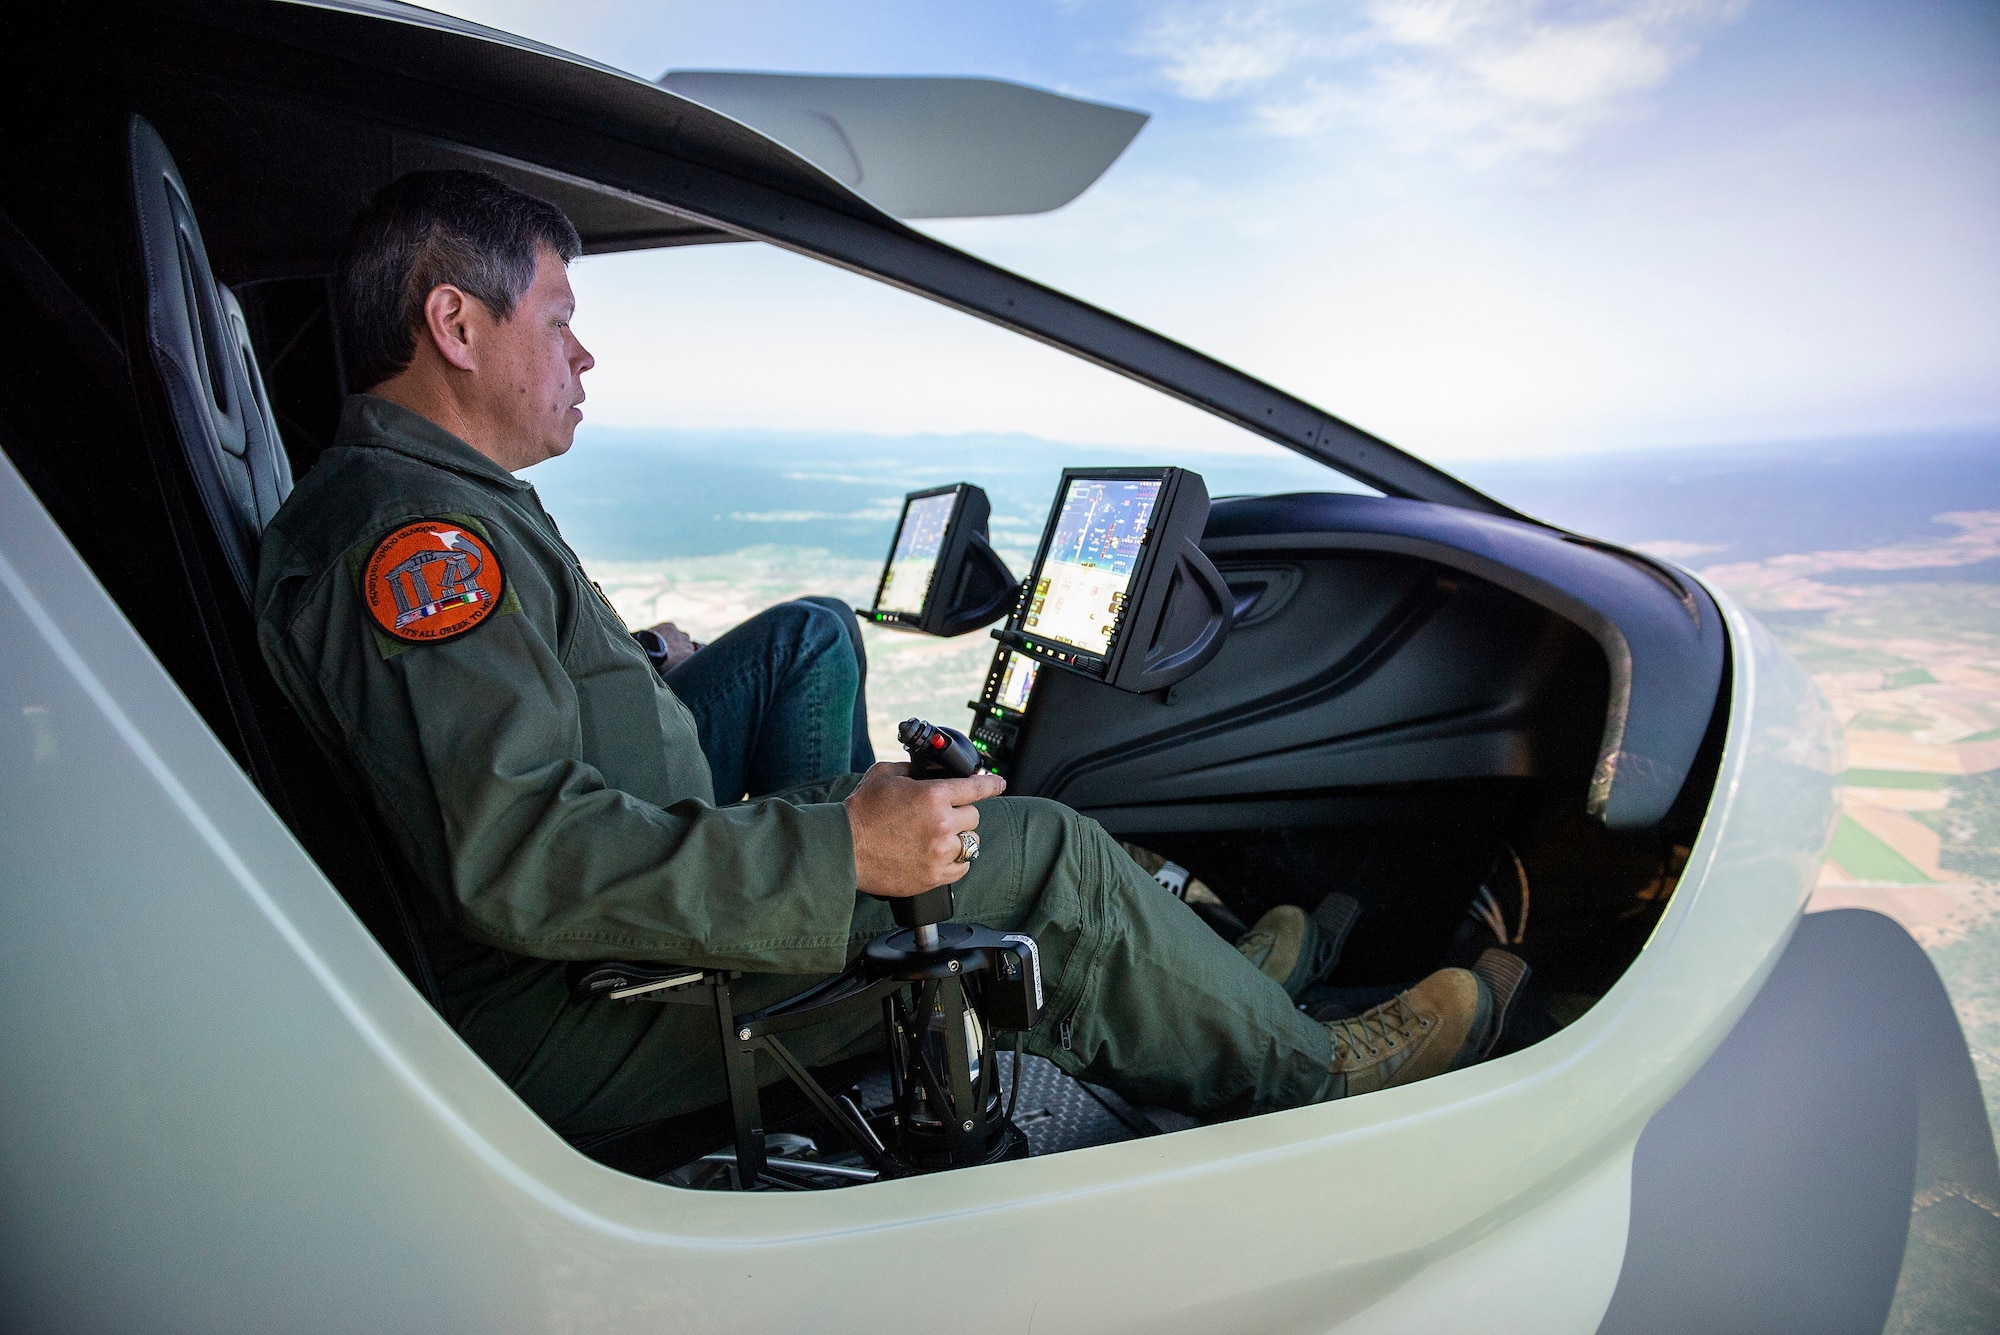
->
xmin=527 ymin=240 xmax=1369 ymax=747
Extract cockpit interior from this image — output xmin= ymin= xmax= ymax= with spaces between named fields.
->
xmin=0 ymin=5 xmax=1729 ymax=1194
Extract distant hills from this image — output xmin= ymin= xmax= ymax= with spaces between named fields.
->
xmin=527 ymin=424 xmax=2000 ymax=577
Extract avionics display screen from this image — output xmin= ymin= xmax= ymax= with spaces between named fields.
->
xmin=1022 ymin=477 xmax=1162 ymax=656
xmin=873 ymin=491 xmax=958 ymax=616
xmin=993 ymin=650 xmax=1039 ymax=713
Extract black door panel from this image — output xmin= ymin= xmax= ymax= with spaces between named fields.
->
xmin=1012 ymin=554 xmax=1596 ymax=822
xmin=1008 ymin=492 xmax=1722 ymax=835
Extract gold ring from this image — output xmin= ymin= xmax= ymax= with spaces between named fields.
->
xmin=956 ymin=830 xmax=981 ymax=864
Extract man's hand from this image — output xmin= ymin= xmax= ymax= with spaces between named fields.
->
xmin=844 ymin=761 xmax=1006 ymax=897
xmin=641 ymin=620 xmax=701 ymax=672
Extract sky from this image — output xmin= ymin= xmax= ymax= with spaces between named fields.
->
xmin=423 ymin=0 xmax=2000 ymax=462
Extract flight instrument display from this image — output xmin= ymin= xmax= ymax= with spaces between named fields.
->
xmin=1021 ymin=477 xmax=1162 ymax=655
xmin=994 ymin=650 xmax=1040 ymax=713
xmin=873 ymin=491 xmax=957 ymax=616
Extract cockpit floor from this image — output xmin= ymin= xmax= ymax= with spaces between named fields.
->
xmin=850 ymin=1051 xmax=1196 ymax=1159
xmin=656 ymin=1051 xmax=1197 ymax=1189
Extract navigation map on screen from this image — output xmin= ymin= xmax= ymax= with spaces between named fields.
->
xmin=875 ymin=492 xmax=957 ymax=615
xmin=994 ymin=651 xmax=1039 ymax=713
xmin=1023 ymin=477 xmax=1162 ymax=655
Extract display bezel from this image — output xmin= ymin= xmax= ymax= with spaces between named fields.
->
xmin=965 ymin=644 xmax=1040 ymax=773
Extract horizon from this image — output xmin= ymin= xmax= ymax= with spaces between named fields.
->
xmin=528 ymin=419 xmax=2000 ymax=569
xmin=554 ymin=417 xmax=2000 ymax=467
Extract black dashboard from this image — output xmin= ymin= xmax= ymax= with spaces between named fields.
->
xmin=944 ymin=489 xmax=1726 ymax=839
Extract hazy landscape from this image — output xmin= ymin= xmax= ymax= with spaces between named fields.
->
xmin=542 ymin=425 xmax=2000 ymax=1141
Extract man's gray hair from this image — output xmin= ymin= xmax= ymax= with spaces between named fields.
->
xmin=336 ymin=170 xmax=582 ymax=392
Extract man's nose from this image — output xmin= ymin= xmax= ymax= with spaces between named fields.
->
xmin=572 ymin=334 xmax=595 ymax=374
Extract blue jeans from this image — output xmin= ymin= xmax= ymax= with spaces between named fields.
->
xmin=662 ymin=596 xmax=876 ymax=801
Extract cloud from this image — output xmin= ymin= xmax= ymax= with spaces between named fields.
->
xmin=1630 ymin=538 xmax=1728 ymax=560
xmin=1133 ymin=0 xmax=1746 ymax=161
xmin=1137 ymin=3 xmax=1330 ymax=100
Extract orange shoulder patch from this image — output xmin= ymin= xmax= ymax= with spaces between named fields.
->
xmin=362 ymin=520 xmax=506 ymax=644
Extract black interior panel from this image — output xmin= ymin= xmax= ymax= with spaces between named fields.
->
xmin=1014 ymin=553 xmax=1603 ymax=825
xmin=1010 ymin=492 xmax=1725 ymax=836
xmin=1207 ymin=494 xmax=1727 ymax=829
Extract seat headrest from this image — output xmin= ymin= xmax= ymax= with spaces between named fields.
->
xmin=127 ymin=114 xmax=291 ymax=604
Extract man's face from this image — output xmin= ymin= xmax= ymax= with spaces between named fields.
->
xmin=474 ymin=244 xmax=593 ymax=471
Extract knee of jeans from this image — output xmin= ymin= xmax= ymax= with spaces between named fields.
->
xmin=797 ymin=593 xmax=862 ymax=636
xmin=796 ymin=596 xmax=867 ymax=672
xmin=789 ymin=600 xmax=860 ymax=683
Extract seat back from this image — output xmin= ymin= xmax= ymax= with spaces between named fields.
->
xmin=127 ymin=113 xmax=291 ymax=603
xmin=218 ymin=280 xmax=290 ymax=492
xmin=122 ymin=113 xmax=445 ymax=1011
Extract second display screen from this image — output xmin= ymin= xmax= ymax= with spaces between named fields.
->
xmin=874 ymin=491 xmax=958 ymax=617
xmin=1022 ymin=477 xmax=1162 ymax=656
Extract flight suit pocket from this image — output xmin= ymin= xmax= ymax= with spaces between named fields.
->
xmin=563 ymin=573 xmax=684 ymax=798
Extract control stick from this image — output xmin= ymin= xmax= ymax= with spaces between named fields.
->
xmin=890 ymin=717 xmax=983 ymax=951
xmin=586 ymin=716 xmax=1039 ymax=1183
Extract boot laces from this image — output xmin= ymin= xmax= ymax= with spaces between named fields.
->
xmin=1330 ymin=994 xmax=1433 ymax=1063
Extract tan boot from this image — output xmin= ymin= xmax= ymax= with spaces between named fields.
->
xmin=1235 ymin=894 xmax=1362 ymax=999
xmin=1118 ymin=841 xmax=1223 ymax=906
xmin=1319 ymin=968 xmax=1493 ymax=1098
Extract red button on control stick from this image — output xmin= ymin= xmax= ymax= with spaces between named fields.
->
xmin=930 ymin=733 xmax=948 ymax=749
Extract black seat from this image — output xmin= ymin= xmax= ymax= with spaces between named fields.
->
xmin=124 ymin=113 xmax=444 ymax=1009
xmin=218 ymin=281 xmax=289 ymax=507
xmin=128 ymin=115 xmax=291 ymax=604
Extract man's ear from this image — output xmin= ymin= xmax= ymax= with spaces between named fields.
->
xmin=420 ymin=284 xmax=479 ymax=373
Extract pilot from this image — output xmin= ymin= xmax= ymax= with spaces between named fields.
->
xmin=256 ymin=169 xmax=1495 ymax=1140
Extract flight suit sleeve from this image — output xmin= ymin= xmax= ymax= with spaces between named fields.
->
xmin=274 ymin=521 xmax=864 ymax=976
xmin=761 ymin=772 xmax=868 ymax=806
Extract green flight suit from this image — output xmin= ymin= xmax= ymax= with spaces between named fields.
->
xmin=256 ymin=395 xmax=1332 ymax=1135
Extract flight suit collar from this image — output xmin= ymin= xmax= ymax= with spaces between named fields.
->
xmin=335 ymin=394 xmax=536 ymax=492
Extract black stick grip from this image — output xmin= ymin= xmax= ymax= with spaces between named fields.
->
xmin=898 ymin=718 xmax=981 ymax=780
xmin=892 ymin=885 xmax=956 ymax=929
xmin=867 ymin=719 xmax=982 ymax=928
